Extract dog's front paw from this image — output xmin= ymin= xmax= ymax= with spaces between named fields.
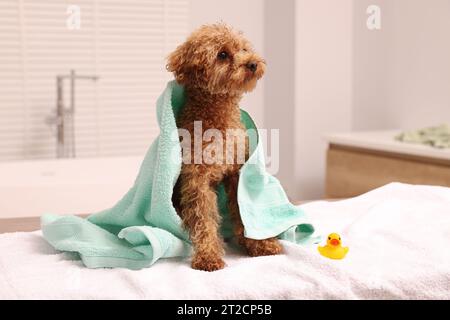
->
xmin=244 ymin=237 xmax=283 ymax=257
xmin=191 ymin=254 xmax=225 ymax=272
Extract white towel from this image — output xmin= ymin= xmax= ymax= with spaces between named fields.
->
xmin=0 ymin=182 xmax=449 ymax=299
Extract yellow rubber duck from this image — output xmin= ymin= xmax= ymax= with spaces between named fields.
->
xmin=318 ymin=233 xmax=349 ymax=260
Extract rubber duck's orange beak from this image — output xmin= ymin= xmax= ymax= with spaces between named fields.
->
xmin=330 ymin=239 xmax=340 ymax=246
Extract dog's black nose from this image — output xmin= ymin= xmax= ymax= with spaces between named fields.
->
xmin=246 ymin=62 xmax=258 ymax=73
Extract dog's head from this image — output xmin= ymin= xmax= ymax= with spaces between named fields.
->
xmin=167 ymin=23 xmax=265 ymax=95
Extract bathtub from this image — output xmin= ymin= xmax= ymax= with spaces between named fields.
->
xmin=0 ymin=156 xmax=142 ymax=219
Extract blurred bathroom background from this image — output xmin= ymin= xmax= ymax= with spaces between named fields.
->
xmin=1 ymin=0 xmax=449 ymax=219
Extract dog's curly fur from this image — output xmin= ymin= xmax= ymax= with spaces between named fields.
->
xmin=168 ymin=24 xmax=283 ymax=272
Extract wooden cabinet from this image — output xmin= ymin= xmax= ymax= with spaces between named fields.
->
xmin=325 ymin=131 xmax=450 ymax=198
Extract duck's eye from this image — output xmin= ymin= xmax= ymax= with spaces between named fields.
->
xmin=328 ymin=237 xmax=331 ymax=240
xmin=217 ymin=51 xmax=228 ymax=60
xmin=339 ymin=237 xmax=341 ymax=240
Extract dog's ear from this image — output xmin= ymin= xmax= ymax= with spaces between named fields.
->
xmin=166 ymin=43 xmax=190 ymax=84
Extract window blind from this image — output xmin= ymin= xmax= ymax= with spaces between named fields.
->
xmin=0 ymin=0 xmax=189 ymax=161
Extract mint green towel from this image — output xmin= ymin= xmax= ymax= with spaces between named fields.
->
xmin=41 ymin=81 xmax=318 ymax=270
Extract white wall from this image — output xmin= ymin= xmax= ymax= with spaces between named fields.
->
xmin=294 ymin=0 xmax=450 ymax=200
xmin=189 ymin=0 xmax=265 ymax=127
xmin=294 ymin=0 xmax=354 ymax=200
xmin=352 ymin=0 xmax=390 ymax=130
xmin=353 ymin=0 xmax=450 ymax=130
xmin=264 ymin=0 xmax=297 ymax=196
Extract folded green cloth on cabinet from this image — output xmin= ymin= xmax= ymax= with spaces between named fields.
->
xmin=396 ymin=124 xmax=450 ymax=149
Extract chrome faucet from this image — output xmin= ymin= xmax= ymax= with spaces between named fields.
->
xmin=49 ymin=70 xmax=98 ymax=158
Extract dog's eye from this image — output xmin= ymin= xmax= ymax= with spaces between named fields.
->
xmin=243 ymin=48 xmax=248 ymax=52
xmin=217 ymin=51 xmax=228 ymax=60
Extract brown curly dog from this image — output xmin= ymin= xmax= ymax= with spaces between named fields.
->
xmin=168 ymin=24 xmax=283 ymax=272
